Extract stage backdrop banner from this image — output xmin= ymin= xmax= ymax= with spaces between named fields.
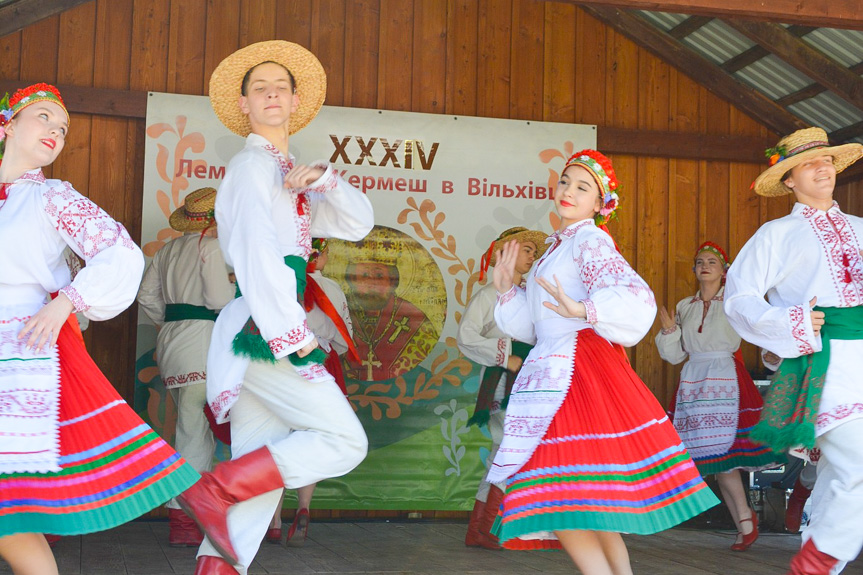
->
xmin=138 ymin=91 xmax=595 ymax=510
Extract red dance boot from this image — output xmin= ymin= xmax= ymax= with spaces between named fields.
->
xmin=465 ymin=499 xmax=500 ymax=549
xmin=168 ymin=508 xmax=204 ymax=547
xmin=788 ymin=539 xmax=839 ymax=575
xmin=194 ymin=555 xmax=239 ymax=574
xmin=786 ymin=478 xmax=812 ymax=533
xmin=285 ymin=508 xmax=310 ymax=547
xmin=478 ymin=486 xmax=503 ymax=550
xmin=177 ymin=447 xmax=284 ymax=564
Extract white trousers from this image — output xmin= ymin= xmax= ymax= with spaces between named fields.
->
xmin=805 ymin=418 xmax=863 ymax=571
xmin=476 ymin=380 xmax=506 ymax=502
xmin=166 ymin=383 xmax=215 ymax=510
xmin=198 ymin=357 xmax=368 ymax=573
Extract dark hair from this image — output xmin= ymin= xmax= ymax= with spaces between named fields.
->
xmin=241 ymin=61 xmax=296 ymax=96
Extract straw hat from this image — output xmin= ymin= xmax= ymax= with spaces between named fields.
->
xmin=209 ymin=41 xmax=326 ymax=136
xmin=169 ymin=187 xmax=218 ymax=232
xmin=754 ymin=127 xmax=863 ymax=197
xmin=478 ymin=227 xmax=549 ymax=280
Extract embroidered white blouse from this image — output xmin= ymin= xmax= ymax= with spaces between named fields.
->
xmin=487 ymin=219 xmax=656 ymax=482
xmin=207 ymin=134 xmax=373 ymax=422
xmin=0 ymin=169 xmax=143 ymax=472
xmin=137 ymin=234 xmax=235 ymax=389
xmin=725 ymin=201 xmax=863 ymax=436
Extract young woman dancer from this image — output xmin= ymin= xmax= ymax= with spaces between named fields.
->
xmin=0 ymin=84 xmax=198 ymax=575
xmin=656 ymin=242 xmax=777 ymax=551
xmin=489 ymin=149 xmax=718 ymax=575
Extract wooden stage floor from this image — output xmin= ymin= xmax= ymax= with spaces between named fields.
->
xmin=4 ymin=520 xmax=861 ymax=575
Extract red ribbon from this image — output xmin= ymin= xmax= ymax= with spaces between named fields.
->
xmin=478 ymin=240 xmax=496 ymax=281
xmin=303 ymin=274 xmax=361 ymax=363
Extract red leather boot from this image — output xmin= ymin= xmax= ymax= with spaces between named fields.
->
xmin=168 ymin=508 xmax=204 ymax=547
xmin=478 ymin=486 xmax=503 ymax=549
xmin=194 ymin=555 xmax=239 ymax=574
xmin=177 ymin=447 xmax=284 ymax=564
xmin=788 ymin=539 xmax=839 ymax=575
xmin=785 ymin=478 xmax=812 ymax=533
xmin=465 ymin=498 xmax=500 ymax=549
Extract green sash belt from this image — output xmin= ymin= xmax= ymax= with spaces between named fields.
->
xmin=164 ymin=303 xmax=217 ymax=322
xmin=467 ymin=341 xmax=533 ymax=428
xmin=752 ymin=306 xmax=863 ymax=453
xmin=232 ymin=255 xmax=326 ymax=366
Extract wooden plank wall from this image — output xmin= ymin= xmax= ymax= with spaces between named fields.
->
xmin=5 ymin=0 xmax=836 ymax=409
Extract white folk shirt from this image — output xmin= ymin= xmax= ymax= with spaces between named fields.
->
xmin=207 ymin=134 xmax=373 ymax=422
xmin=306 ymin=270 xmax=352 ymax=355
xmin=488 ymin=219 xmax=656 ymax=482
xmin=725 ymin=201 xmax=863 ymax=437
xmin=137 ymin=234 xmax=235 ymax=388
xmin=457 ymin=281 xmax=511 ymax=412
xmin=0 ymin=169 xmax=143 ymax=472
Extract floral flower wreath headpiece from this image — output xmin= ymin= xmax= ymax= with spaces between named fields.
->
xmin=0 ymin=83 xmax=69 ymax=159
xmin=563 ymin=149 xmax=620 ymax=226
xmin=310 ymin=238 xmax=329 ymax=261
xmin=695 ymin=241 xmax=730 ymax=269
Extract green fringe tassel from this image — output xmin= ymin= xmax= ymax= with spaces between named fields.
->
xmin=232 ymin=323 xmax=277 ymax=364
xmin=750 ymin=419 xmax=815 ymax=455
xmin=467 ymin=409 xmax=491 ymax=429
xmin=288 ymin=347 xmax=327 ymax=366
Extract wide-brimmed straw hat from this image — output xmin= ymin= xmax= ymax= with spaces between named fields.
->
xmin=754 ymin=127 xmax=863 ymax=197
xmin=478 ymin=227 xmax=549 ymax=280
xmin=169 ymin=187 xmax=218 ymax=232
xmin=209 ymin=41 xmax=326 ymax=137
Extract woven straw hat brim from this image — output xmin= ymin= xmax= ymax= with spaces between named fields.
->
xmin=754 ymin=143 xmax=863 ymax=197
xmin=489 ymin=230 xmax=550 ymax=267
xmin=209 ymin=41 xmax=326 ymax=137
xmin=169 ymin=208 xmax=215 ymax=232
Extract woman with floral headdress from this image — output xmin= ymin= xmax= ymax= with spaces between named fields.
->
xmin=490 ymin=149 xmax=717 ymax=574
xmin=0 ymin=84 xmax=198 ymax=574
xmin=656 ymin=242 xmax=777 ymax=552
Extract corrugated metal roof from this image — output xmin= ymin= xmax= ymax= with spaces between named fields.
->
xmin=803 ymin=29 xmax=863 ymax=67
xmin=631 ymin=11 xmax=863 ymax=144
xmin=789 ymin=92 xmax=863 ymax=133
xmin=681 ymin=20 xmax=755 ymax=65
xmin=636 ymin=11 xmax=687 ymax=32
xmin=734 ymin=56 xmax=814 ymax=100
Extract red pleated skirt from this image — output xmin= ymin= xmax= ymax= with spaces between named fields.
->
xmin=498 ymin=329 xmax=718 ymax=549
xmin=0 ymin=322 xmax=199 ymax=537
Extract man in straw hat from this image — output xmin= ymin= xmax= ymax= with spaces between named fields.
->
xmin=175 ymin=42 xmax=374 ymax=574
xmin=138 ymin=187 xmax=235 ymax=549
xmin=456 ymin=226 xmax=547 ymax=550
xmin=724 ymin=127 xmax=863 ymax=574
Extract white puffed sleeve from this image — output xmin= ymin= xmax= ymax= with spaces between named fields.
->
xmin=458 ymin=285 xmax=510 ymax=367
xmin=574 ymin=228 xmax=656 ymax=347
xmin=40 ymin=181 xmax=144 ymax=321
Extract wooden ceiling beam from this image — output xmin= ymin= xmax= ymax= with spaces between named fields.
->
xmin=0 ymin=81 xmax=147 ymax=118
xmin=829 ymin=121 xmax=863 ymax=144
xmin=560 ymin=0 xmax=863 ymax=30
xmin=0 ymin=0 xmax=94 ymax=37
xmin=777 ymin=62 xmax=863 ymax=108
xmin=721 ymin=25 xmax=814 ymax=74
xmin=726 ymin=20 xmax=863 ymax=126
xmin=667 ymin=15 xmax=712 ymax=40
xmin=579 ymin=5 xmax=806 ymax=135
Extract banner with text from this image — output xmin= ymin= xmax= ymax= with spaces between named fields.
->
xmin=139 ymin=92 xmax=595 ymax=510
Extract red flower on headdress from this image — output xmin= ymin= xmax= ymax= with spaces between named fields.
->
xmin=9 ymin=83 xmax=65 ymax=109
